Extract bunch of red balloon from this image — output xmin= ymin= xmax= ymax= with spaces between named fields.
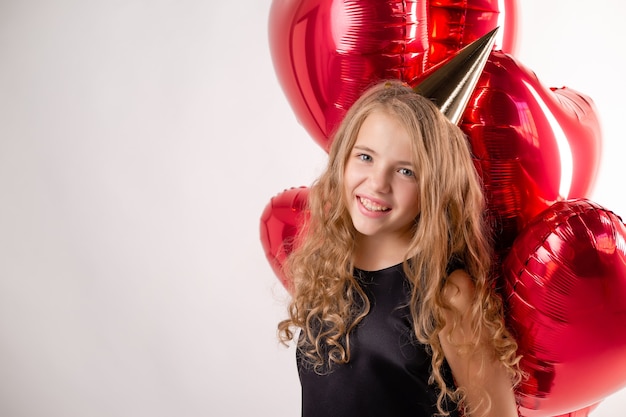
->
xmin=260 ymin=1 xmax=626 ymax=416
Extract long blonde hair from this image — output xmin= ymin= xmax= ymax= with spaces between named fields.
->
xmin=278 ymin=80 xmax=521 ymax=415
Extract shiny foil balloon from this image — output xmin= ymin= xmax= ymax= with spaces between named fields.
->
xmin=259 ymin=187 xmax=309 ymax=290
xmin=461 ymin=51 xmax=602 ymax=252
xmin=503 ymin=199 xmax=626 ymax=417
xmin=268 ymin=0 xmax=518 ymax=151
xmin=547 ymin=86 xmax=602 ymax=198
xmin=549 ymin=403 xmax=598 ymax=417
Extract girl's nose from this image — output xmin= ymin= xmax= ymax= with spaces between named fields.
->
xmin=369 ymin=168 xmax=391 ymax=193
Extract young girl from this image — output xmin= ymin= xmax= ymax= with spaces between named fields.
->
xmin=278 ymin=80 xmax=523 ymax=417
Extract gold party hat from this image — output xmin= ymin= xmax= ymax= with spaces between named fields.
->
xmin=414 ymin=27 xmax=498 ymax=124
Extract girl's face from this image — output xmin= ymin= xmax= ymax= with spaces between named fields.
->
xmin=343 ymin=110 xmax=420 ymax=250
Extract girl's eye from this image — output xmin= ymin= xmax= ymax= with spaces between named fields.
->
xmin=357 ymin=153 xmax=372 ymax=162
xmin=398 ymin=168 xmax=414 ymax=177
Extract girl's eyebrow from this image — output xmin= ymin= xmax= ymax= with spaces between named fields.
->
xmin=353 ymin=145 xmax=375 ymax=154
xmin=353 ymin=145 xmax=413 ymax=166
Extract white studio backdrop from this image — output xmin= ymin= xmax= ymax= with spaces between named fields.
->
xmin=0 ymin=1 xmax=623 ymax=416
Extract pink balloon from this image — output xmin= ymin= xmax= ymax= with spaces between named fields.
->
xmin=503 ymin=199 xmax=626 ymax=417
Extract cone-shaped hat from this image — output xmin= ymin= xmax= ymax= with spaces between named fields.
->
xmin=414 ymin=28 xmax=498 ymax=125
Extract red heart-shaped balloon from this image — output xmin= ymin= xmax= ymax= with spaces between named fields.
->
xmin=549 ymin=403 xmax=598 ymax=417
xmin=462 ymin=51 xmax=602 ymax=252
xmin=259 ymin=187 xmax=309 ymax=290
xmin=268 ymin=0 xmax=518 ymax=151
xmin=503 ymin=199 xmax=626 ymax=417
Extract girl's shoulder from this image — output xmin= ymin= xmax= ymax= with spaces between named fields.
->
xmin=442 ymin=268 xmax=475 ymax=313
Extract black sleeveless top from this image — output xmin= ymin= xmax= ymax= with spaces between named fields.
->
xmin=297 ymin=263 xmax=460 ymax=417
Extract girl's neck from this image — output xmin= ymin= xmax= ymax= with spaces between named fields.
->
xmin=353 ymin=234 xmax=410 ymax=271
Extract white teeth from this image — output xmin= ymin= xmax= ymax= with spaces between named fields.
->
xmin=359 ymin=197 xmax=389 ymax=212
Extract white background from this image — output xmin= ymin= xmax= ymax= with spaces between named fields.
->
xmin=0 ymin=1 xmax=624 ymax=416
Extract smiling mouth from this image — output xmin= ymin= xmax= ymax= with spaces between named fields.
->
xmin=359 ymin=196 xmax=390 ymax=212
